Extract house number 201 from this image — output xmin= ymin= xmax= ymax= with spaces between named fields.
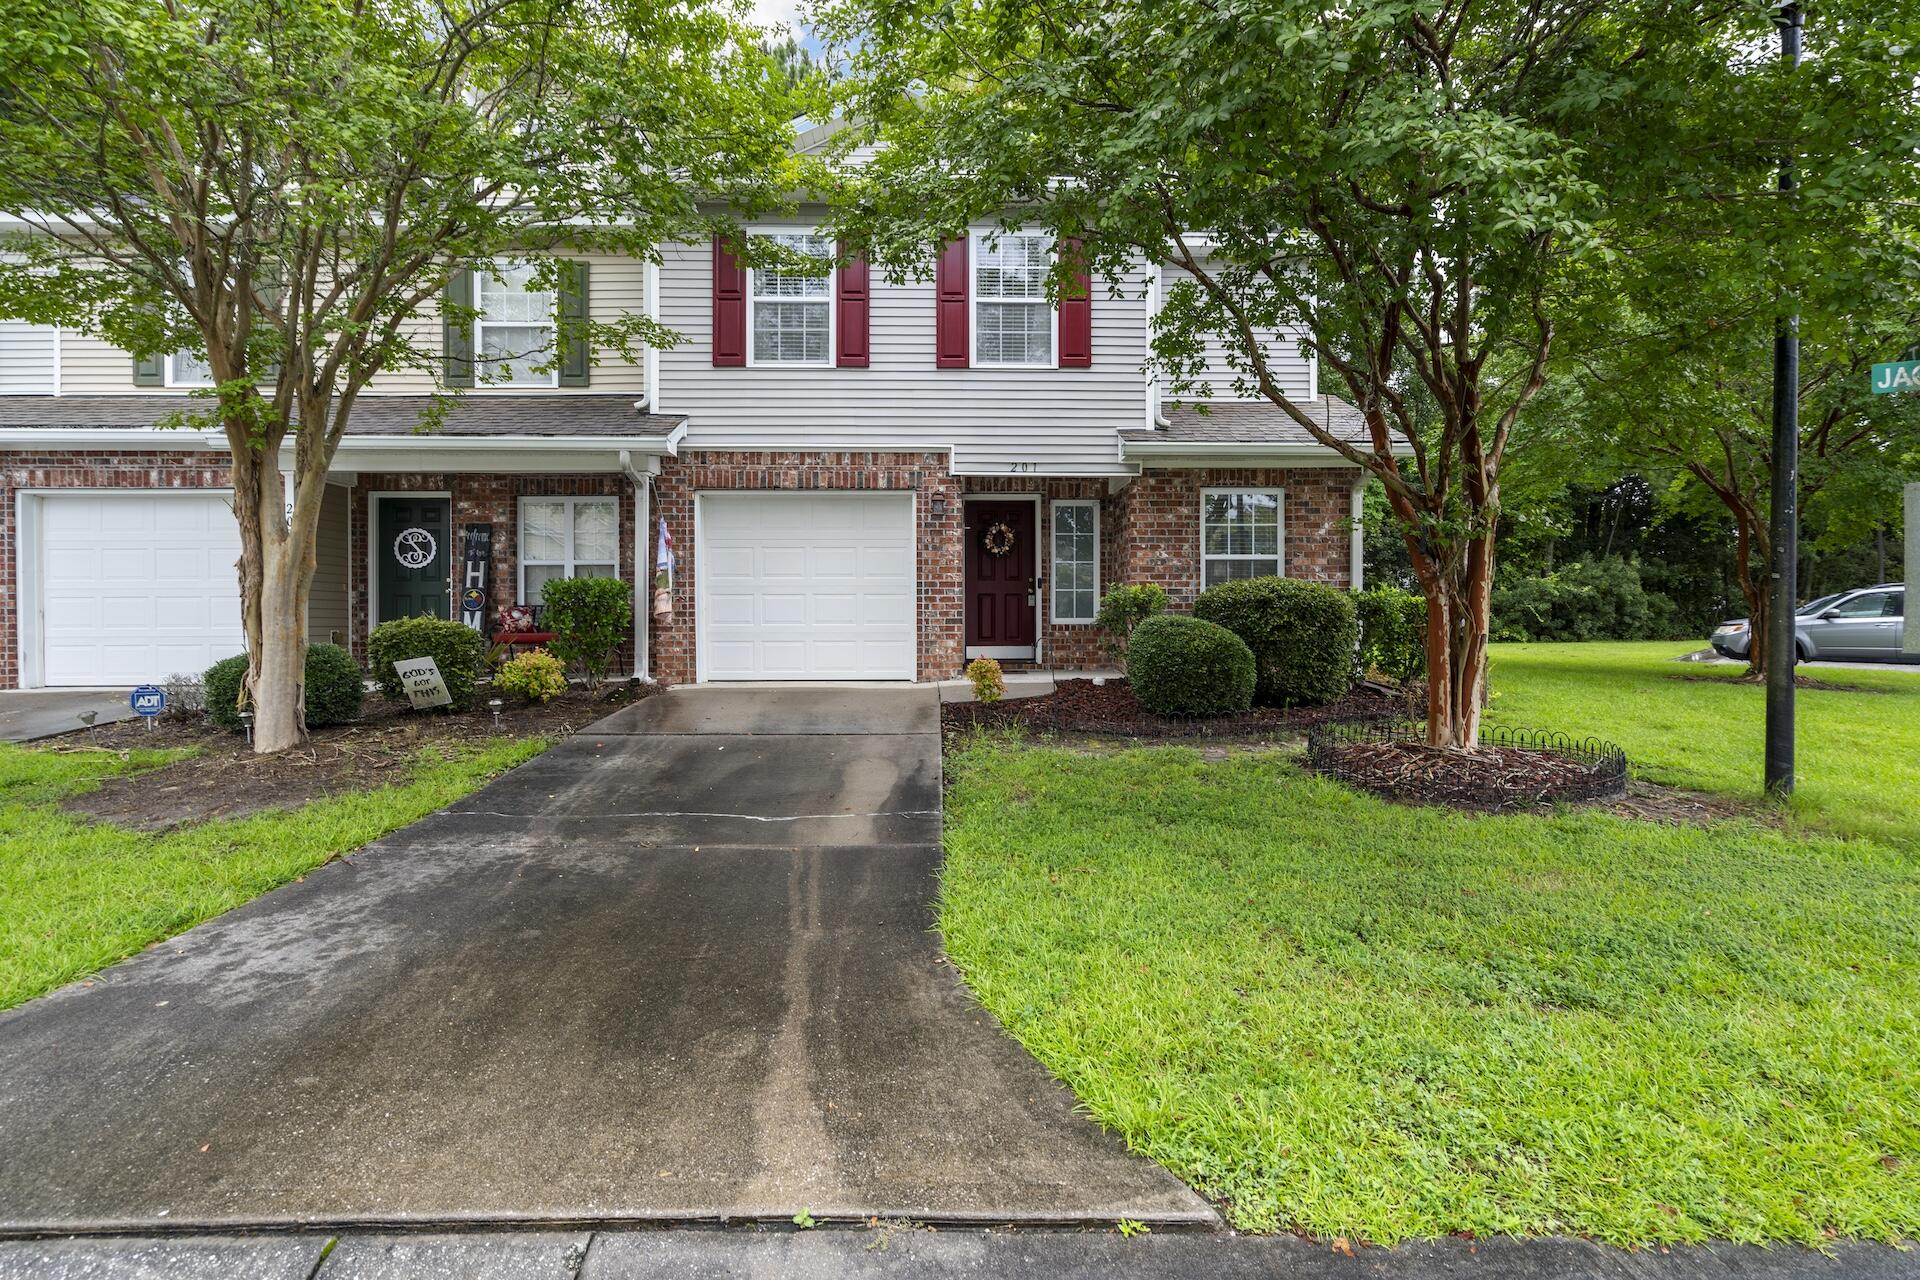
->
xmin=1008 ymin=461 xmax=1036 ymax=473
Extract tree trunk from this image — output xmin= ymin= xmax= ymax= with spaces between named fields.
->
xmin=1730 ymin=508 xmax=1770 ymax=681
xmin=251 ymin=549 xmax=310 ymax=753
xmin=1410 ymin=531 xmax=1496 ymax=749
xmin=227 ymin=427 xmax=320 ymax=754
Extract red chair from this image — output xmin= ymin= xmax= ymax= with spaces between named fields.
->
xmin=492 ymin=604 xmax=556 ymax=654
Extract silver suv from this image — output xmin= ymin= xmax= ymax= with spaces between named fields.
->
xmin=1711 ymin=585 xmax=1913 ymax=663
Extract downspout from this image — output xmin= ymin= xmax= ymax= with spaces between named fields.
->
xmin=1349 ymin=474 xmax=1367 ymax=592
xmin=1144 ymin=262 xmax=1172 ymax=429
xmin=620 ymin=449 xmax=652 ymax=682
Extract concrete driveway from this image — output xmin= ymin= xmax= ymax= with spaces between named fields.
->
xmin=0 ymin=685 xmax=1208 ymax=1235
xmin=0 ymin=688 xmax=134 ymax=742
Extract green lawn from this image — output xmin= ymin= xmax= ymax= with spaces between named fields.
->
xmin=1487 ymin=641 xmax=1920 ymax=844
xmin=0 ymin=737 xmax=547 ymax=1010
xmin=941 ymin=643 xmax=1920 ymax=1245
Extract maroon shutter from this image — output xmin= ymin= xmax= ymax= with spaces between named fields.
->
xmin=836 ymin=242 xmax=870 ymax=368
xmin=712 ymin=236 xmax=746 ymax=367
xmin=1058 ymin=237 xmax=1092 ymax=368
xmin=934 ymin=236 xmax=969 ymax=369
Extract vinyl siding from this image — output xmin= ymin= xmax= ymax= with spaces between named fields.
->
xmin=56 ymin=253 xmax=648 ymax=398
xmin=1159 ymin=261 xmax=1315 ymax=403
xmin=657 ymin=234 xmax=1150 ymax=475
xmin=0 ymin=321 xmax=56 ymax=393
xmin=308 ymin=483 xmax=351 ymax=646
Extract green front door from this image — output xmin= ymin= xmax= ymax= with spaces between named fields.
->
xmin=377 ymin=496 xmax=451 ymax=622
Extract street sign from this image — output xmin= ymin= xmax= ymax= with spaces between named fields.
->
xmin=130 ymin=685 xmax=166 ymax=717
xmin=1871 ymin=360 xmax=1920 ymax=394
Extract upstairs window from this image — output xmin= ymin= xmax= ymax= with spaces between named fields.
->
xmin=749 ymin=232 xmax=833 ymax=366
xmin=1201 ymin=489 xmax=1283 ymax=587
xmin=478 ymin=262 xmax=558 ymax=387
xmin=520 ymin=496 xmax=618 ymax=603
xmin=974 ymin=233 xmax=1052 ymax=366
xmin=167 ymin=349 xmax=216 ymax=388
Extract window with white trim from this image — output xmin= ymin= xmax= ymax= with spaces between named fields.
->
xmin=520 ymin=496 xmax=618 ymax=603
xmin=749 ymin=232 xmax=833 ymax=365
xmin=1201 ymin=489 xmax=1283 ymax=587
xmin=1051 ymin=500 xmax=1099 ymax=623
xmin=167 ymin=349 xmax=215 ymax=387
xmin=974 ymin=232 xmax=1052 ymax=365
xmin=478 ymin=261 xmax=558 ymax=387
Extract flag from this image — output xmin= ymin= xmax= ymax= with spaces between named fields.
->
xmin=655 ymin=517 xmax=675 ymax=590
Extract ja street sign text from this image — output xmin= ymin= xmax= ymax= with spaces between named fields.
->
xmin=1871 ymin=360 xmax=1920 ymax=394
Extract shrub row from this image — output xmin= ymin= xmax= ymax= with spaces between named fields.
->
xmin=203 ymin=643 xmax=365 ymax=730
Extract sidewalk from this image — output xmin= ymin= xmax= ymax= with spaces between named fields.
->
xmin=5 ymin=1226 xmax=1913 ymax=1280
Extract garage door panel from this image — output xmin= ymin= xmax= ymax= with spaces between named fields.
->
xmin=699 ymin=493 xmax=915 ymax=681
xmin=37 ymin=494 xmax=245 ymax=687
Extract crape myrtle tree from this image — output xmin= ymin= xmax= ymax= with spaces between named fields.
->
xmin=816 ymin=0 xmax=1905 ymax=748
xmin=0 ymin=0 xmax=795 ymax=753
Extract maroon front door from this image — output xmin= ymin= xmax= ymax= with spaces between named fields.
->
xmin=965 ymin=500 xmax=1037 ymax=655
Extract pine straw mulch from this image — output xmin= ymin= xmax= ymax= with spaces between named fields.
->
xmin=1303 ymin=736 xmax=1627 ymax=813
xmin=50 ymin=681 xmax=655 ymax=832
xmin=943 ymin=677 xmax=1418 ymax=741
xmin=1668 ymin=672 xmax=1893 ymax=694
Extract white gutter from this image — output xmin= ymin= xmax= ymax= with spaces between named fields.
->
xmin=1350 ymin=475 xmax=1367 ymax=592
xmin=0 ymin=428 xmax=683 ymax=455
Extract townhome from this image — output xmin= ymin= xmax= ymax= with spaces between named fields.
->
xmin=0 ymin=160 xmax=1370 ymax=691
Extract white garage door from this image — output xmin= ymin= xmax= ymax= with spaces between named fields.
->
xmin=698 ymin=492 xmax=916 ymax=680
xmin=36 ymin=493 xmax=245 ymax=686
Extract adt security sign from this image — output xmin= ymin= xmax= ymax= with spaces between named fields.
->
xmin=130 ymin=685 xmax=166 ymax=722
xmin=1871 ymin=360 xmax=1920 ymax=394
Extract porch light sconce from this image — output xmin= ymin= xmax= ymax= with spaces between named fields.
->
xmin=930 ymin=495 xmax=949 ymax=518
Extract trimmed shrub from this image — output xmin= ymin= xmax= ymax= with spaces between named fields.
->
xmin=1125 ymin=614 xmax=1256 ymax=717
xmin=368 ymin=616 xmax=488 ymax=710
xmin=965 ymin=656 xmax=1005 ymax=704
xmin=1093 ymin=583 xmax=1168 ymax=646
xmin=1193 ymin=576 xmax=1357 ymax=706
xmin=1355 ymin=586 xmax=1427 ymax=683
xmin=202 ymin=643 xmax=365 ymax=730
xmin=203 ymin=654 xmax=251 ymax=730
xmin=496 ymin=648 xmax=568 ymax=703
xmin=304 ymin=643 xmax=366 ymax=727
xmin=541 ymin=575 xmax=633 ymax=687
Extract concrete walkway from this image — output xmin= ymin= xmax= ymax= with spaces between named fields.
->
xmin=5 ymin=1227 xmax=1915 ymax=1279
xmin=0 ymin=685 xmax=1206 ymax=1236
xmin=0 ymin=688 xmax=134 ymax=742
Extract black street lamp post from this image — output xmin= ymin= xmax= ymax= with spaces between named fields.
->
xmin=1765 ymin=0 xmax=1803 ymax=797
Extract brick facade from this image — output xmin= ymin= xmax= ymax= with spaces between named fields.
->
xmin=646 ymin=450 xmax=962 ymax=685
xmin=0 ymin=446 xmax=1359 ymax=690
xmin=1111 ymin=466 xmax=1358 ymax=609
xmin=347 ymin=473 xmax=638 ymax=671
xmin=0 ymin=450 xmax=235 ymax=689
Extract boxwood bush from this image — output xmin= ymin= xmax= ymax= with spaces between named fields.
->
xmin=1355 ymin=586 xmax=1427 ymax=683
xmin=202 ymin=643 xmax=365 ymax=731
xmin=1125 ymin=614 xmax=1256 ymax=717
xmin=1193 ymin=576 xmax=1357 ymax=706
xmin=541 ymin=575 xmax=632 ymax=687
xmin=368 ymin=616 xmax=488 ymax=710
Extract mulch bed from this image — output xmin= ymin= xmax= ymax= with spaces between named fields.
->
xmin=1305 ymin=737 xmax=1626 ymax=812
xmin=943 ymin=677 xmax=1418 ymax=741
xmin=50 ymin=682 xmax=655 ymax=832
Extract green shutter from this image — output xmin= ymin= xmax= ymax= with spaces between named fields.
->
xmin=133 ymin=353 xmax=165 ymax=386
xmin=442 ymin=268 xmax=474 ymax=388
xmin=558 ymin=260 xmax=590 ymax=387
xmin=258 ymin=260 xmax=283 ymax=385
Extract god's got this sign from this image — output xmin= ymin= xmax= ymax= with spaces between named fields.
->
xmin=393 ymin=656 xmax=452 ymax=709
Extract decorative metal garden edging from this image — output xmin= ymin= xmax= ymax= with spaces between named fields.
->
xmin=1304 ymin=720 xmax=1628 ymax=810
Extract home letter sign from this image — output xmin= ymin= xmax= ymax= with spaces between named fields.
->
xmin=394 ymin=657 xmax=452 ymax=709
xmin=460 ymin=523 xmax=493 ymax=633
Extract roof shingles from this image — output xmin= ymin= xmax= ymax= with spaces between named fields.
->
xmin=0 ymin=395 xmax=684 ymax=439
